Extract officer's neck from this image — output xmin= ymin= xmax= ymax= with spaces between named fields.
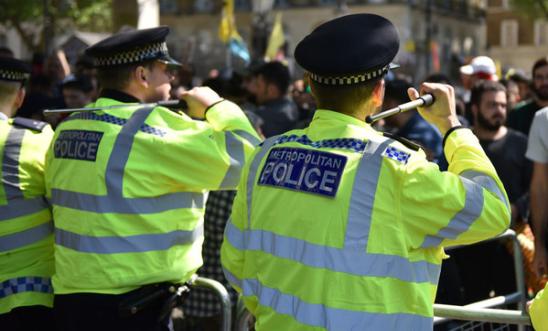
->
xmin=121 ymin=85 xmax=146 ymax=103
xmin=0 ymin=109 xmax=9 ymax=120
xmin=0 ymin=102 xmax=17 ymax=119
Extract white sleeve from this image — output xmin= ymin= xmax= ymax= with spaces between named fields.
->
xmin=526 ymin=108 xmax=548 ymax=164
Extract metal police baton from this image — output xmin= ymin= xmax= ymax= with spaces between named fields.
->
xmin=365 ymin=94 xmax=435 ymax=124
xmin=43 ymin=99 xmax=188 ymax=115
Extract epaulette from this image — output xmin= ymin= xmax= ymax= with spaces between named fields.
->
xmin=12 ymin=117 xmax=48 ymax=132
xmin=382 ymin=132 xmax=421 ymax=151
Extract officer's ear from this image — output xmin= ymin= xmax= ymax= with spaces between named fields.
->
xmin=135 ymin=65 xmax=149 ymax=87
xmin=13 ymin=86 xmax=26 ymax=110
xmin=371 ymin=79 xmax=385 ymax=109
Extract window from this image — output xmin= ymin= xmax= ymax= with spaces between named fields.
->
xmin=535 ymin=19 xmax=548 ymax=46
xmin=500 ymin=19 xmax=518 ymax=47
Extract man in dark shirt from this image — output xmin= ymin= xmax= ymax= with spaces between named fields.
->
xmin=248 ymin=61 xmax=299 ymax=137
xmin=453 ymin=80 xmax=531 ymax=303
xmin=507 ymin=57 xmax=548 ymax=135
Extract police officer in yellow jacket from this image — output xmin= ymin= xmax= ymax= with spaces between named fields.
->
xmin=45 ymin=27 xmax=261 ymax=331
xmin=221 ymin=14 xmax=510 ymax=330
xmin=0 ymin=57 xmax=55 ymax=329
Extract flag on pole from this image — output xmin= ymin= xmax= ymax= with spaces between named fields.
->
xmin=265 ymin=12 xmax=285 ymax=60
xmin=219 ymin=0 xmax=250 ymax=64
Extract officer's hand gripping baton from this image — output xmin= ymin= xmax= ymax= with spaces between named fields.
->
xmin=365 ymin=94 xmax=435 ymax=124
xmin=42 ymin=100 xmax=188 ymax=115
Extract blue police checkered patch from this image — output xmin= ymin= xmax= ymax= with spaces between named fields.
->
xmin=382 ymin=146 xmax=411 ymax=164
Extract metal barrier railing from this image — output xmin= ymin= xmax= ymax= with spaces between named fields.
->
xmin=434 ymin=229 xmax=532 ymax=330
xmin=187 ymin=275 xmax=233 ymax=331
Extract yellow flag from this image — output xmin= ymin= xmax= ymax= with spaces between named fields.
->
xmin=265 ymin=12 xmax=285 ymax=60
xmin=495 ymin=59 xmax=502 ymax=81
xmin=219 ymin=0 xmax=242 ymax=43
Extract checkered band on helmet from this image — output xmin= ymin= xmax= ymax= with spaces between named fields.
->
xmin=0 ymin=69 xmax=29 ymax=82
xmin=309 ymin=64 xmax=390 ymax=86
xmin=94 ymin=41 xmax=169 ymax=67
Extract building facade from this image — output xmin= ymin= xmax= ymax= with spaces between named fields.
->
xmin=486 ymin=0 xmax=548 ymax=74
xmin=158 ymin=0 xmax=486 ymax=82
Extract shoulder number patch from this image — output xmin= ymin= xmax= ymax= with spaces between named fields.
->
xmin=258 ymin=147 xmax=347 ymax=197
xmin=53 ymin=130 xmax=103 ymax=161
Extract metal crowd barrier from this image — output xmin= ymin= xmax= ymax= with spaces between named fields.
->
xmin=233 ymin=230 xmax=533 ymax=330
xmin=434 ymin=229 xmax=532 ymax=330
xmin=187 ymin=275 xmax=233 ymax=331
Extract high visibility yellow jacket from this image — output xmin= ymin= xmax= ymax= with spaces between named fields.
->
xmin=530 ymin=284 xmax=548 ymax=331
xmin=0 ymin=116 xmax=54 ymax=314
xmin=45 ymin=94 xmax=261 ymax=295
xmin=221 ymin=109 xmax=510 ymax=330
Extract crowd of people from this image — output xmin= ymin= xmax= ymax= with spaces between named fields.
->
xmin=1 ymin=14 xmax=548 ymax=331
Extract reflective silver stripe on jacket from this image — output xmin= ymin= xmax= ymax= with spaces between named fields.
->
xmin=1 ymin=127 xmax=50 ymax=222
xmin=234 ymin=277 xmax=432 ymax=330
xmin=420 ymin=176 xmax=485 ymax=248
xmin=55 ymin=225 xmax=203 ymax=254
xmin=0 ymin=221 xmax=53 ymax=252
xmin=225 ymin=221 xmax=439 ymax=283
xmin=461 ymin=170 xmax=509 ymax=211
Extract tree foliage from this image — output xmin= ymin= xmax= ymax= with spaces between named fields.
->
xmin=0 ymin=0 xmax=113 ymax=52
xmin=511 ymin=0 xmax=548 ymax=19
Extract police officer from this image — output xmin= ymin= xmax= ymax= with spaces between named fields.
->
xmin=0 ymin=58 xmax=55 ymax=329
xmin=45 ymin=27 xmax=261 ymax=331
xmin=221 ymin=14 xmax=510 ymax=330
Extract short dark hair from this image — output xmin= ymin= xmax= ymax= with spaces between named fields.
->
xmin=96 ymin=61 xmax=154 ymax=90
xmin=0 ymin=80 xmax=21 ymax=105
xmin=532 ymin=57 xmax=548 ymax=78
xmin=253 ymin=61 xmax=291 ymax=94
xmin=309 ymin=77 xmax=379 ymax=113
xmin=470 ymin=80 xmax=506 ymax=108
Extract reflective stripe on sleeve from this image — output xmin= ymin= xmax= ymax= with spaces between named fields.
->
xmin=0 ymin=277 xmax=52 ymax=299
xmin=233 ymin=130 xmax=261 ymax=147
xmin=219 ymin=131 xmax=246 ymax=189
xmin=0 ymin=221 xmax=53 ymax=252
xmin=0 ymin=197 xmax=50 ymax=221
xmin=55 ymin=225 xmax=203 ymax=254
xmin=460 ymin=170 xmax=509 ymax=212
xmin=420 ymin=177 xmax=484 ymax=248
xmin=240 ymin=278 xmax=432 ymax=330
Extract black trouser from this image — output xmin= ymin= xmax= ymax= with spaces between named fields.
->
xmin=54 ymin=287 xmax=173 ymax=331
xmin=0 ymin=305 xmax=54 ymax=331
